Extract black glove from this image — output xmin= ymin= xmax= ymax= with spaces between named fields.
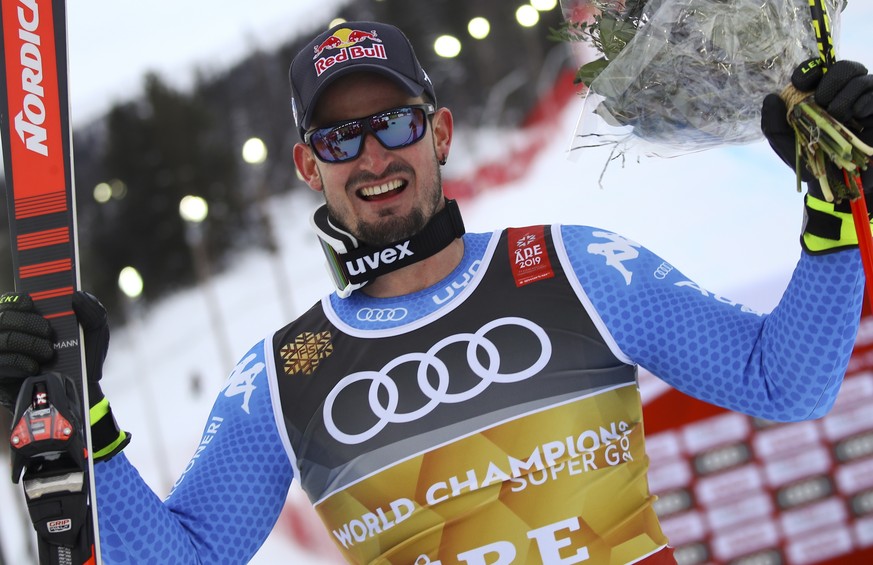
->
xmin=70 ymin=291 xmax=130 ymax=461
xmin=0 ymin=293 xmax=54 ymax=412
xmin=72 ymin=291 xmax=109 ymax=401
xmin=0 ymin=291 xmax=129 ymax=460
xmin=761 ymin=58 xmax=873 ymax=253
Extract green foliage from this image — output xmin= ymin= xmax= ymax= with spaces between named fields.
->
xmin=549 ymin=0 xmax=649 ymax=86
xmin=785 ymin=86 xmax=873 ymax=201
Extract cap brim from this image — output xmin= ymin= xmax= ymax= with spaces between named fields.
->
xmin=300 ymin=64 xmax=426 ymax=131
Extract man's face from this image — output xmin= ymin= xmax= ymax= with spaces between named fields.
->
xmin=294 ymin=74 xmax=453 ymax=246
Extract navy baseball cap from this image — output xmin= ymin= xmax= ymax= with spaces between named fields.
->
xmin=289 ymin=21 xmax=436 ymax=139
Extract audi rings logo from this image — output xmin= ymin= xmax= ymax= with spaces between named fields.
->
xmin=356 ymin=307 xmax=408 ymax=323
xmin=653 ymin=262 xmax=674 ymax=280
xmin=323 ymin=317 xmax=552 ymax=444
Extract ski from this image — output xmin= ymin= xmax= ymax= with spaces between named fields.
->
xmin=0 ymin=1 xmax=101 ymax=564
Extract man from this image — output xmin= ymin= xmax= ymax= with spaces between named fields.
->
xmin=1 ymin=20 xmax=872 ymax=565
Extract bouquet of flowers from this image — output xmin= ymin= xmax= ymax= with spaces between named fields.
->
xmin=557 ymin=0 xmax=848 ymax=159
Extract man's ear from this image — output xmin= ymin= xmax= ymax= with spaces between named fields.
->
xmin=293 ymin=142 xmax=323 ymax=192
xmin=432 ymin=107 xmax=453 ymax=165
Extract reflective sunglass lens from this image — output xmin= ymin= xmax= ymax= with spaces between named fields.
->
xmin=372 ymin=109 xmax=424 ymax=148
xmin=309 ymin=105 xmax=431 ymax=163
xmin=312 ymin=124 xmax=363 ymax=162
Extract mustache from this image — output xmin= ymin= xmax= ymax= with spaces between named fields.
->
xmin=345 ymin=162 xmax=415 ymax=192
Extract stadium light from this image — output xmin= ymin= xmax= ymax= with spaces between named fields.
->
xmin=93 ymin=179 xmax=127 ymax=203
xmin=531 ymin=0 xmax=558 ymax=11
xmin=118 ymin=266 xmax=144 ymax=299
xmin=468 ymin=17 xmax=490 ymax=40
xmin=94 ymin=182 xmax=112 ymax=204
xmin=434 ymin=35 xmax=462 ymax=58
xmin=516 ymin=5 xmax=540 ymax=27
xmin=242 ymin=137 xmax=268 ymax=165
xmin=179 ymin=195 xmax=208 ymax=224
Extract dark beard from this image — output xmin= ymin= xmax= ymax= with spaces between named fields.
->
xmin=354 ymin=206 xmax=428 ymax=246
xmin=328 ymin=163 xmax=443 ymax=247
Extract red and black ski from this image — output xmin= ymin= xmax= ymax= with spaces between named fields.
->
xmin=0 ymin=1 xmax=100 ymax=563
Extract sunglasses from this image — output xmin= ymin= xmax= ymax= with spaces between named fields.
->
xmin=304 ymin=104 xmax=435 ymax=163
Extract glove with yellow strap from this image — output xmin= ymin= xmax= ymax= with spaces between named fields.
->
xmin=0 ymin=291 xmax=130 ymax=461
xmin=761 ymin=58 xmax=873 ymax=253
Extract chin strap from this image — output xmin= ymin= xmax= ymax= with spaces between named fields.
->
xmin=311 ymin=199 xmax=465 ymax=298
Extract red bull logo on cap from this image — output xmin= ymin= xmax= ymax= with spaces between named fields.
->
xmin=313 ymin=28 xmax=387 ymax=77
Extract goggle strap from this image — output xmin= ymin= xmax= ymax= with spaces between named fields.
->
xmin=340 ymin=199 xmax=465 ymax=284
xmin=311 ymin=204 xmax=359 ymax=254
xmin=312 ymin=199 xmax=466 ymax=294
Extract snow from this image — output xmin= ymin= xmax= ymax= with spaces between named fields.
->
xmin=1 ymin=1 xmax=872 ymax=563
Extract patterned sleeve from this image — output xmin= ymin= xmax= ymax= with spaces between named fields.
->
xmin=557 ymin=224 xmax=863 ymax=421
xmin=94 ymin=339 xmax=294 ymax=564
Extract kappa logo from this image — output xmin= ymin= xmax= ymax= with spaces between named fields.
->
xmin=222 ymin=353 xmax=266 ymax=414
xmin=588 ymin=231 xmax=641 ymax=286
xmin=313 ymin=28 xmax=387 ymax=76
xmin=323 ymin=317 xmax=552 ymax=445
xmin=345 ymin=242 xmax=413 ymax=277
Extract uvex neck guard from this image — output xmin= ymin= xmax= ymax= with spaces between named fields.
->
xmin=311 ymin=199 xmax=465 ymax=298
